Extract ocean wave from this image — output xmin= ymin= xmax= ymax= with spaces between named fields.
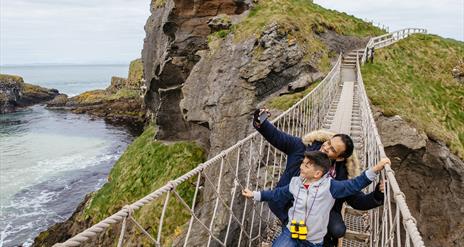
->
xmin=0 ymin=152 xmax=124 ymax=246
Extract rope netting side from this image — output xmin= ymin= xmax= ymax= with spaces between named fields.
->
xmin=355 ymin=56 xmax=425 ymax=247
xmin=53 ymin=55 xmax=342 ymax=247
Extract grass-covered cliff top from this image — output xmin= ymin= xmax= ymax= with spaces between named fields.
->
xmin=81 ymin=126 xmax=206 ymax=244
xmin=235 ymin=0 xmax=384 ymax=40
xmin=226 ymin=0 xmax=384 ymax=72
xmin=362 ymin=34 xmax=464 ymax=159
xmin=71 ymin=88 xmax=139 ymax=104
xmin=0 ymin=73 xmax=54 ymax=95
xmin=0 ymin=74 xmax=24 ymax=83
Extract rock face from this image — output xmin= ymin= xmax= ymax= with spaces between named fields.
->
xmin=142 ymin=0 xmax=251 ymax=143
xmin=452 ymin=59 xmax=464 ymax=83
xmin=0 ymin=74 xmax=59 ymax=113
xmin=106 ymin=76 xmax=128 ymax=93
xmin=127 ymin=58 xmax=144 ymax=88
xmin=46 ymin=88 xmax=145 ymax=128
xmin=376 ymin=113 xmax=464 ymax=247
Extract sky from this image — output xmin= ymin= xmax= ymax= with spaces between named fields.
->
xmin=0 ymin=0 xmax=150 ymax=65
xmin=1 ymin=0 xmax=463 ymax=66
xmin=314 ymin=0 xmax=464 ymax=41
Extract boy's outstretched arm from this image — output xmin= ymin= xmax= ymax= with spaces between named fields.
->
xmin=242 ymin=184 xmax=293 ymax=202
xmin=330 ymin=158 xmax=390 ymax=199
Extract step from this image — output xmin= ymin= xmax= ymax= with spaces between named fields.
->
xmin=345 ymin=207 xmax=365 ymax=216
xmin=352 ymin=136 xmax=363 ymax=143
xmin=344 ymin=230 xmax=370 ymax=242
xmin=343 ymin=58 xmax=358 ymax=61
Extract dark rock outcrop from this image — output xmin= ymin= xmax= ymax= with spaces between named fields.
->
xmin=106 ymin=76 xmax=128 ymax=93
xmin=0 ymin=74 xmax=59 ymax=113
xmin=376 ymin=113 xmax=464 ymax=247
xmin=46 ymin=88 xmax=145 ymax=128
xmin=452 ymin=59 xmax=464 ymax=84
xmin=142 ymin=0 xmax=251 ymax=143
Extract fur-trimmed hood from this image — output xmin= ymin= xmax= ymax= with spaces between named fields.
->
xmin=302 ymin=130 xmax=360 ymax=178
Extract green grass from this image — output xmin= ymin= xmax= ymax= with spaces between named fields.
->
xmin=0 ymin=74 xmax=23 ymax=83
xmin=82 ymin=126 xmax=206 ymax=244
xmin=362 ymin=34 xmax=464 ymax=159
xmin=107 ymin=88 xmax=139 ymax=100
xmin=127 ymin=58 xmax=143 ymax=88
xmin=268 ymin=80 xmax=320 ymax=110
xmin=234 ymin=0 xmax=383 ymax=40
xmin=72 ymin=88 xmax=139 ymax=104
xmin=153 ymin=0 xmax=166 ymax=8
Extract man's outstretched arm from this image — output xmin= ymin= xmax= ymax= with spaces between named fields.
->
xmin=253 ymin=109 xmax=304 ymax=154
xmin=344 ymin=182 xmax=384 ymax=210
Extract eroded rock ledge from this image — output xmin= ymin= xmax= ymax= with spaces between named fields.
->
xmin=0 ymin=74 xmax=59 ymax=114
xmin=375 ymin=113 xmax=464 ymax=246
xmin=46 ymin=59 xmax=146 ymax=129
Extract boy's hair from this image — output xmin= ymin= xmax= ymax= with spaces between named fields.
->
xmin=333 ymin=134 xmax=354 ymax=159
xmin=304 ymin=151 xmax=331 ymax=175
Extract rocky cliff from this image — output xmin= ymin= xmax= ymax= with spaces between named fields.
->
xmin=376 ymin=113 xmax=464 ymax=247
xmin=0 ymin=74 xmax=59 ymax=113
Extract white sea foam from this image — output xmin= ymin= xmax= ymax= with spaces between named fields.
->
xmin=0 ymin=106 xmax=133 ymax=246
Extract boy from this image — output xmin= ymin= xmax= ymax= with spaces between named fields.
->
xmin=242 ymin=151 xmax=389 ymax=247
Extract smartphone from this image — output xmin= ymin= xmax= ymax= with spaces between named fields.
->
xmin=258 ymin=111 xmax=269 ymax=124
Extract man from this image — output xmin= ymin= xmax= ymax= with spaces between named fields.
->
xmin=253 ymin=109 xmax=384 ymax=247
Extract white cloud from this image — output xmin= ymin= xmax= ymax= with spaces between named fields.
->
xmin=1 ymin=0 xmax=462 ymax=65
xmin=314 ymin=0 xmax=464 ymax=41
xmin=1 ymin=0 xmax=150 ymax=65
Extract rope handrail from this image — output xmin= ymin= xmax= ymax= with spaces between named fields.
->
xmin=362 ymin=28 xmax=427 ymax=63
xmin=354 ymin=28 xmax=426 ymax=246
xmin=355 ymin=57 xmax=425 ymax=247
xmin=53 ymin=27 xmax=427 ymax=247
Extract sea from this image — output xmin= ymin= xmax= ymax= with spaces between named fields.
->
xmin=0 ymin=65 xmax=138 ymax=247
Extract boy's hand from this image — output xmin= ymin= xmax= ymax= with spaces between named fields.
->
xmin=379 ymin=179 xmax=385 ymax=193
xmin=372 ymin=158 xmax=390 ymax=173
xmin=242 ymin=188 xmax=254 ymax=198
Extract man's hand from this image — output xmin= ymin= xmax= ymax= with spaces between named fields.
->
xmin=253 ymin=108 xmax=271 ymax=128
xmin=372 ymin=158 xmax=390 ymax=173
xmin=242 ymin=188 xmax=254 ymax=198
xmin=373 ymin=179 xmax=386 ymax=201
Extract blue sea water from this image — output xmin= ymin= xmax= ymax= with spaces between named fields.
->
xmin=0 ymin=64 xmax=129 ymax=96
xmin=0 ymin=65 xmax=137 ymax=246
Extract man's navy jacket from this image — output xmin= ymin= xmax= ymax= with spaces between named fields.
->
xmin=255 ymin=119 xmax=383 ymax=224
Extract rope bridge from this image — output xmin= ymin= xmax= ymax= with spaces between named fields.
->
xmin=53 ymin=28 xmax=426 ymax=247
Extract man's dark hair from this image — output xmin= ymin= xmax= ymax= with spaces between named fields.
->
xmin=304 ymin=151 xmax=331 ymax=175
xmin=333 ymin=134 xmax=354 ymax=159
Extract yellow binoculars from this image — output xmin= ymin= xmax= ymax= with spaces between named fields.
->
xmin=290 ymin=220 xmax=308 ymax=240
